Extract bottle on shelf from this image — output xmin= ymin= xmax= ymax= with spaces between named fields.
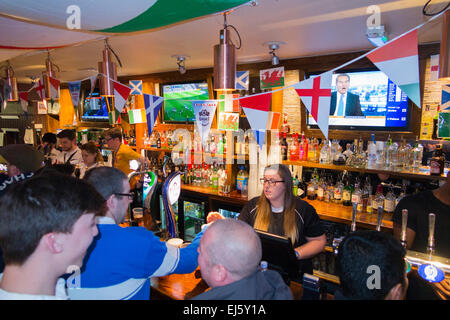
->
xmin=317 ymin=177 xmax=325 ymax=201
xmin=301 ymin=132 xmax=308 ymax=161
xmin=307 ymin=177 xmax=317 ymax=200
xmin=366 ymin=195 xmax=374 ymax=214
xmin=333 ymin=177 xmax=343 ymax=204
xmin=289 ymin=132 xmax=299 ymax=161
xmin=367 ymin=133 xmax=377 ymax=169
xmin=397 ymin=136 xmax=411 ymax=171
xmin=236 ymin=165 xmax=249 ymax=194
xmin=373 ymin=184 xmax=384 ymax=213
xmin=429 ymin=144 xmax=445 ymax=176
xmin=281 ymin=132 xmax=288 ymax=161
xmin=411 ymin=137 xmax=423 ymax=171
xmin=281 ymin=113 xmax=290 ymax=134
xmin=319 ymin=139 xmax=330 ymax=164
xmin=292 ymin=175 xmax=299 ymax=196
xmin=342 ymin=175 xmax=353 ymax=207
xmin=375 ymin=140 xmax=385 ymax=169
xmin=362 ymin=176 xmax=372 ymax=211
xmin=352 ymin=182 xmax=363 ymax=213
xmin=211 ymin=164 xmax=219 ymax=190
xmin=307 ymin=137 xmax=315 ymax=161
xmin=384 ymin=187 xmax=396 ymax=213
xmin=156 ymin=133 xmax=161 ymax=149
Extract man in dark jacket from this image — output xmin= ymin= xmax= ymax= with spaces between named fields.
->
xmin=329 ymin=74 xmax=364 ymax=117
xmin=192 ymin=219 xmax=293 ymax=300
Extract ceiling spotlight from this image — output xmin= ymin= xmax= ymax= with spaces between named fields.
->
xmin=366 ymin=25 xmax=388 ymax=47
xmin=172 ymin=55 xmax=189 ymax=74
xmin=264 ymin=41 xmax=285 ymax=66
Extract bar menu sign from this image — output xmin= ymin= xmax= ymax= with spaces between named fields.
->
xmin=385 ymin=79 xmax=409 ymax=127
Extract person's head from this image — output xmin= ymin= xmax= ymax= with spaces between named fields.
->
xmin=57 ymin=129 xmax=77 ymax=152
xmin=336 ymin=230 xmax=408 ymax=300
xmin=0 ymin=144 xmax=44 ymax=177
xmin=84 ymin=167 xmax=131 ymax=224
xmin=336 ymin=74 xmax=350 ymax=95
xmin=0 ymin=174 xmax=106 ymax=275
xmin=42 ymin=132 xmax=57 ymax=146
xmin=255 ymin=164 xmax=298 ymax=244
xmin=198 ymin=219 xmax=262 ymax=288
xmin=80 ymin=142 xmax=103 ymax=167
xmin=35 ymin=163 xmax=76 ymax=177
xmin=103 ymin=128 xmax=122 ymax=152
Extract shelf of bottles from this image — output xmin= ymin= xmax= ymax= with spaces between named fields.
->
xmin=281 ymin=133 xmax=447 ymax=181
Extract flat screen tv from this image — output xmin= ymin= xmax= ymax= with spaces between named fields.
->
xmin=161 ymin=81 xmax=210 ymax=123
xmin=306 ymin=69 xmax=411 ymax=131
xmin=81 ymin=92 xmax=109 ymax=122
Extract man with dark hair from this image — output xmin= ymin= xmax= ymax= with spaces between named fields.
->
xmin=0 ymin=174 xmax=106 ymax=299
xmin=103 ymin=127 xmax=144 ymax=175
xmin=0 ymin=144 xmax=44 ymax=197
xmin=55 ymin=129 xmax=82 ymax=166
xmin=38 ymin=132 xmax=60 ymax=165
xmin=69 ymin=166 xmax=205 ymax=300
xmin=335 ymin=230 xmax=408 ymax=300
xmin=193 ymin=218 xmax=293 ymax=300
xmin=329 ymin=74 xmax=364 ymax=117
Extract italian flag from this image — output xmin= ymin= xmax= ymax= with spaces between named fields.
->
xmin=128 ymin=108 xmax=146 ymax=124
xmin=367 ymin=30 xmax=421 ymax=108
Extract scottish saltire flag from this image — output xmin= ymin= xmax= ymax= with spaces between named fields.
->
xmin=129 ymin=80 xmax=143 ymax=95
xmin=128 ymin=108 xmax=146 ymax=124
xmin=239 ymin=92 xmax=272 ymax=149
xmin=367 ymin=30 xmax=421 ymax=108
xmin=144 ymin=93 xmax=163 ymax=136
xmin=293 ymin=71 xmax=332 ymax=139
xmin=442 ymin=84 xmax=450 ymax=111
xmin=235 ymin=71 xmax=249 ymax=90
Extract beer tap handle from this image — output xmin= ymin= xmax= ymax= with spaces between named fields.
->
xmin=427 ymin=213 xmax=436 ymax=256
xmin=351 ymin=202 xmax=357 ymax=232
xmin=376 ymin=206 xmax=383 ymax=232
xmin=400 ymin=209 xmax=408 ymax=248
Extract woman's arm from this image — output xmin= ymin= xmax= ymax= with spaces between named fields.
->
xmin=294 ymin=234 xmax=326 ymax=260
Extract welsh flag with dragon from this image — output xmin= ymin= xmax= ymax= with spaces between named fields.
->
xmin=260 ymin=67 xmax=285 ymax=90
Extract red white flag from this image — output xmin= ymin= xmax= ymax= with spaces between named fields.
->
xmin=18 ymin=91 xmax=29 ymax=112
xmin=113 ymin=80 xmax=131 ymax=113
xmin=48 ymin=76 xmax=60 ymax=100
xmin=293 ymin=71 xmax=332 ymax=138
xmin=34 ymin=77 xmax=46 ymax=100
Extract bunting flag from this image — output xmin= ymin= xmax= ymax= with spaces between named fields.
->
xmin=34 ymin=77 xmax=46 ymax=100
xmin=68 ymin=81 xmax=81 ymax=107
xmin=367 ymin=29 xmax=421 ymax=108
xmin=18 ymin=91 xmax=29 ymax=112
xmin=240 ymin=92 xmax=272 ymax=149
xmin=129 ymin=80 xmax=143 ymax=95
xmin=442 ymin=84 xmax=450 ymax=111
xmin=144 ymin=93 xmax=163 ymax=136
xmin=219 ymin=93 xmax=239 ymax=112
xmin=128 ymin=108 xmax=146 ymax=124
xmin=293 ymin=71 xmax=332 ymax=138
xmin=266 ymin=111 xmax=281 ymax=131
xmin=113 ymin=80 xmax=132 ymax=113
xmin=235 ymin=71 xmax=249 ymax=90
xmin=260 ymin=66 xmax=284 ymax=89
xmin=48 ymin=76 xmax=60 ymax=100
xmin=192 ymin=100 xmax=218 ymax=149
xmin=108 ymin=109 xmax=121 ymax=125
xmin=430 ymin=54 xmax=439 ymax=81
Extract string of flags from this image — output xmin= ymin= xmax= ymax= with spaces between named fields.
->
xmin=16 ymin=10 xmax=445 ymax=144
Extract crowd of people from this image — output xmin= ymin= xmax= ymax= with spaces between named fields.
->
xmin=0 ymin=129 xmax=448 ymax=300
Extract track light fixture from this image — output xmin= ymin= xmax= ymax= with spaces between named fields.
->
xmin=264 ymin=41 xmax=285 ymax=66
xmin=172 ymin=55 xmax=189 ymax=74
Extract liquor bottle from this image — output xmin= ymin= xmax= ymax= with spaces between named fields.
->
xmin=289 ymin=132 xmax=299 ymax=161
xmin=362 ymin=176 xmax=372 ymax=211
xmin=397 ymin=137 xmax=410 ymax=171
xmin=330 ymin=140 xmax=339 ymax=163
xmin=223 ymin=134 xmax=227 ymax=155
xmin=411 ymin=137 xmax=423 ymax=171
xmin=367 ymin=195 xmax=374 ymax=214
xmin=217 ymin=135 xmax=224 ymax=155
xmin=307 ymin=178 xmax=317 ymax=200
xmin=429 ymin=144 xmax=445 ymax=176
xmin=324 ymin=177 xmax=333 ymax=203
xmin=317 ymin=177 xmax=325 ymax=201
xmin=301 ymin=132 xmax=308 ymax=161
xmin=156 ymin=134 xmax=161 ymax=149
xmin=210 ymin=136 xmax=217 ymax=154
xmin=281 ymin=132 xmax=288 ymax=161
xmin=281 ymin=113 xmax=290 ymax=133
xmin=236 ymin=166 xmax=245 ymax=193
xmin=307 ymin=137 xmax=315 ymax=161
xmin=293 ymin=175 xmax=299 ymax=196
xmin=297 ymin=177 xmax=307 ymax=198
xmin=375 ymin=140 xmax=385 ymax=169
xmin=373 ymin=184 xmax=384 ymax=212
xmin=396 ymin=182 xmax=407 ymax=207
xmin=352 ymin=182 xmax=363 ymax=212
xmin=384 ymin=187 xmax=396 ymax=213
xmin=333 ymin=178 xmax=343 ymax=204
xmin=211 ymin=165 xmax=219 ymax=190
xmin=367 ymin=133 xmax=377 ymax=169
xmin=342 ymin=176 xmax=353 ymax=206
xmin=319 ymin=139 xmax=330 ymax=164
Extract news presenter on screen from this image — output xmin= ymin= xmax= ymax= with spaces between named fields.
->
xmin=329 ymin=73 xmax=364 ymax=117
xmin=207 ymin=164 xmax=326 ymax=276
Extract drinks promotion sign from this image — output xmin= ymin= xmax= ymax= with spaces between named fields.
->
xmin=192 ymin=100 xmax=218 ymax=149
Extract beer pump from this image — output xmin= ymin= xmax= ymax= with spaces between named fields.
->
xmin=375 ymin=206 xmax=383 ymax=232
xmin=350 ymin=202 xmax=357 ymax=232
xmin=427 ymin=213 xmax=436 ymax=256
xmin=400 ymin=209 xmax=408 ymax=249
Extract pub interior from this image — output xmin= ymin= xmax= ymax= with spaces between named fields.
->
xmin=0 ymin=0 xmax=449 ymax=302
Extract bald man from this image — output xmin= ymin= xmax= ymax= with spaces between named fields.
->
xmin=192 ymin=219 xmax=293 ymax=300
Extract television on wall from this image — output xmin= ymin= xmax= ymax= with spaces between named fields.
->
xmin=80 ymin=91 xmax=109 ymax=122
xmin=161 ymin=81 xmax=210 ymax=123
xmin=306 ymin=69 xmax=412 ymax=131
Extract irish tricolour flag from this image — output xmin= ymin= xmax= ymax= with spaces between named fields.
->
xmin=367 ymin=30 xmax=421 ymax=108
xmin=128 ymin=108 xmax=146 ymax=124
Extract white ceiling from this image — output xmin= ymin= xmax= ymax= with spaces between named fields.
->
xmin=1 ymin=0 xmax=447 ymax=83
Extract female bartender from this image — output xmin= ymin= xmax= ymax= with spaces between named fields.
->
xmin=77 ymin=142 xmax=104 ymax=179
xmin=238 ymin=164 xmax=326 ymax=275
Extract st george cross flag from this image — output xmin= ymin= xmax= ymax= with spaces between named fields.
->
xmin=35 ymin=77 xmax=46 ymax=100
xmin=293 ymin=71 xmax=332 ymax=138
xmin=144 ymin=93 xmax=163 ymax=136
xmin=18 ymin=91 xmax=29 ymax=113
xmin=48 ymin=76 xmax=60 ymax=100
xmin=235 ymin=71 xmax=249 ymax=90
xmin=113 ymin=80 xmax=132 ymax=113
xmin=68 ymin=81 xmax=81 ymax=107
xmin=367 ymin=30 xmax=421 ymax=108
xmin=129 ymin=80 xmax=143 ymax=95
xmin=239 ymin=92 xmax=272 ymax=149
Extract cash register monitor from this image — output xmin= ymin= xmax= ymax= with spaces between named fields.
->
xmin=255 ymin=230 xmax=301 ymax=282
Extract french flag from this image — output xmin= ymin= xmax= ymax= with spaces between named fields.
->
xmin=367 ymin=30 xmax=421 ymax=108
